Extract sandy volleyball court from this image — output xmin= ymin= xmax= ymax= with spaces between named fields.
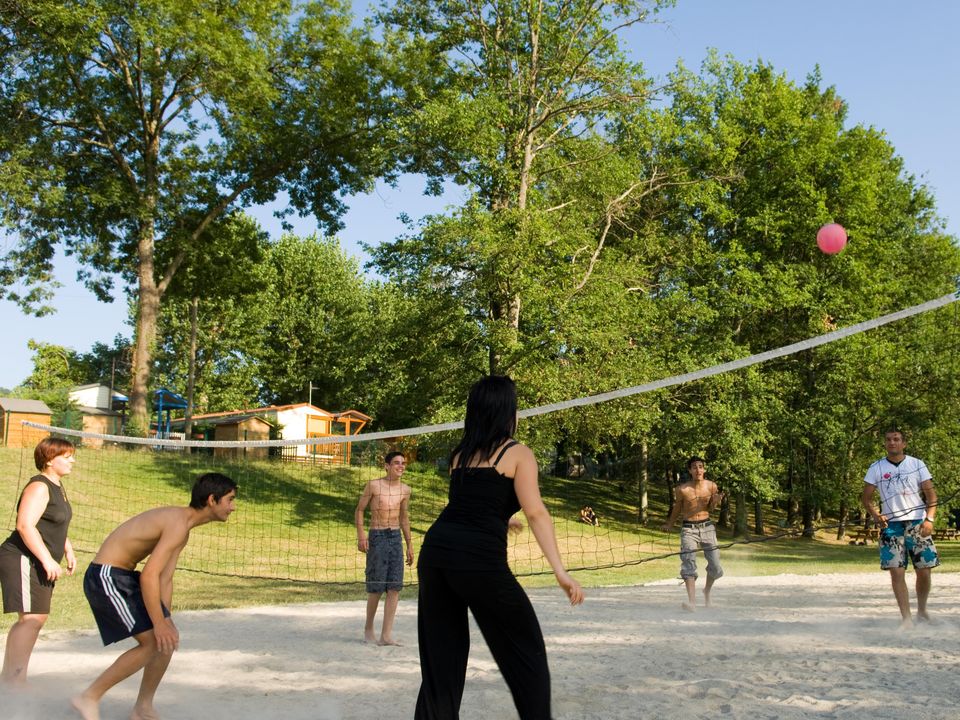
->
xmin=4 ymin=572 xmax=958 ymax=720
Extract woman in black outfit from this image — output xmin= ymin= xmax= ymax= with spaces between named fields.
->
xmin=415 ymin=375 xmax=584 ymax=719
xmin=0 ymin=437 xmax=76 ymax=684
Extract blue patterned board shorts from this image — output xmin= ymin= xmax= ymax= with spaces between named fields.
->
xmin=879 ymin=520 xmax=940 ymax=570
xmin=366 ymin=528 xmax=404 ymax=593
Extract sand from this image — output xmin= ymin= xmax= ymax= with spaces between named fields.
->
xmin=3 ymin=571 xmax=958 ymax=720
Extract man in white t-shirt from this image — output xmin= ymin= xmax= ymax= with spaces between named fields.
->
xmin=862 ymin=428 xmax=940 ymax=628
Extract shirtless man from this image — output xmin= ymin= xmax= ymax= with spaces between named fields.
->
xmin=661 ymin=457 xmax=724 ymax=612
xmin=72 ymin=473 xmax=237 ymax=720
xmin=355 ymin=451 xmax=413 ymax=645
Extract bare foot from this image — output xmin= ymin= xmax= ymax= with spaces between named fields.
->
xmin=1 ymin=676 xmax=31 ymax=692
xmin=377 ymin=638 xmax=402 ymax=646
xmin=364 ymin=629 xmax=376 ymax=643
xmin=898 ymin=616 xmax=914 ymax=630
xmin=71 ymin=694 xmax=100 ymax=720
xmin=917 ymin=610 xmax=933 ymax=624
xmin=130 ymin=705 xmax=161 ymax=720
xmin=681 ymin=601 xmax=696 ymax=613
xmin=703 ymin=590 xmax=712 ymax=608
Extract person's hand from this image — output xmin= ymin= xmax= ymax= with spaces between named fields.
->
xmin=876 ymin=514 xmax=889 ymax=529
xmin=555 ymin=570 xmax=584 ymax=606
xmin=919 ymin=519 xmax=933 ymax=537
xmin=65 ymin=549 xmax=77 ymax=575
xmin=406 ymin=546 xmax=415 ymax=566
xmin=508 ymin=516 xmax=524 ymax=534
xmin=357 ymin=537 xmax=368 ymax=553
xmin=153 ymin=618 xmax=179 ymax=654
xmin=660 ymin=523 xmax=672 ymax=533
xmin=41 ymin=557 xmax=63 ymax=582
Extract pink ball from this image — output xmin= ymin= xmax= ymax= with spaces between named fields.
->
xmin=816 ymin=223 xmax=847 ymax=254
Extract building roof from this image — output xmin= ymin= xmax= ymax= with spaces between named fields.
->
xmin=0 ymin=397 xmax=52 ymax=414
xmin=77 ymin=406 xmax=122 ymax=417
xmin=182 ymin=413 xmax=276 ymax=428
xmin=335 ymin=408 xmax=373 ymax=421
xmin=184 ymin=403 xmax=334 ymax=422
xmin=168 ymin=403 xmax=372 ymax=431
xmin=154 ymin=387 xmax=188 ymax=409
xmin=69 ymin=383 xmax=129 ymax=402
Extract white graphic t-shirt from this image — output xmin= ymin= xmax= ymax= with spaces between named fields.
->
xmin=863 ymin=455 xmax=932 ymax=522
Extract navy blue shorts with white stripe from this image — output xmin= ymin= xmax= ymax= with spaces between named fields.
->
xmin=84 ymin=562 xmax=170 ymax=645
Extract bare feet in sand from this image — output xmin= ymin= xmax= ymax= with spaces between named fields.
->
xmin=681 ymin=602 xmax=696 ymax=613
xmin=364 ymin=629 xmax=377 ymax=644
xmin=917 ymin=610 xmax=933 ymax=624
xmin=704 ymin=590 xmax=712 ymax=608
xmin=130 ymin=705 xmax=161 ymax=720
xmin=377 ymin=638 xmax=402 ymax=646
xmin=898 ymin=616 xmax=914 ymax=630
xmin=71 ymin=694 xmax=100 ymax=720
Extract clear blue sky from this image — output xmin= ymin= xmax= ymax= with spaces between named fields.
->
xmin=2 ymin=0 xmax=957 ymax=390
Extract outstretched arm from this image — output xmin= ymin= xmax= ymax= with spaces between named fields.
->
xmin=513 ymin=445 xmax=584 ymax=606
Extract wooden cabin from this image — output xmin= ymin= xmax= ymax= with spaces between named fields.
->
xmin=0 ymin=398 xmax=52 ymax=448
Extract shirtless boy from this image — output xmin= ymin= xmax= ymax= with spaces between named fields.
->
xmin=72 ymin=472 xmax=237 ymax=720
xmin=355 ymin=452 xmax=413 ymax=645
xmin=661 ymin=457 xmax=724 ymax=611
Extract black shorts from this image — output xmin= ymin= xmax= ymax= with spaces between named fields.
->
xmin=0 ymin=545 xmax=55 ymax=614
xmin=84 ymin=563 xmax=170 ymax=645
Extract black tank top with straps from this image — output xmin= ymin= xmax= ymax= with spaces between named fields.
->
xmin=418 ymin=441 xmax=522 ymax=570
xmin=2 ymin=474 xmax=73 ymax=563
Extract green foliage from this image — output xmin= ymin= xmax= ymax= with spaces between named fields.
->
xmin=0 ymin=0 xmax=397 ymax=429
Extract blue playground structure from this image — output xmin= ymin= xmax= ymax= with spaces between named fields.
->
xmin=153 ymin=387 xmax=188 ymax=438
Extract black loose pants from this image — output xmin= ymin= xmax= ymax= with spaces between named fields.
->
xmin=414 ymin=564 xmax=552 ymax=719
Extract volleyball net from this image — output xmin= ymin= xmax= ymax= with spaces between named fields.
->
xmin=5 ymin=291 xmax=959 ymax=587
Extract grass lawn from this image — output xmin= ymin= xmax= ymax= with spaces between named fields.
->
xmin=1 ymin=446 xmax=956 ymax=632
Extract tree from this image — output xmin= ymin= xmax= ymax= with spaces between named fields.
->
xmin=153 ymin=212 xmax=269 ymax=435
xmin=645 ymin=57 xmax=960 ymax=532
xmin=0 ymin=0 xmax=393 ymax=433
xmin=15 ymin=340 xmax=84 ymax=427
xmin=376 ymin=0 xmax=675 ymax=375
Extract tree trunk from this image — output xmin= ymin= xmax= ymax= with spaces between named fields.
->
xmin=836 ymin=499 xmax=848 ymax=540
xmin=129 ymin=223 xmax=160 ymax=436
xmin=801 ymin=500 xmax=816 ymax=538
xmin=665 ymin=467 xmax=675 ymax=517
xmin=734 ymin=489 xmax=748 ymax=536
xmin=786 ymin=445 xmax=797 ymax=526
xmin=183 ymin=296 xmax=199 ymax=440
xmin=638 ymin=439 xmax=649 ymax=526
xmin=753 ymin=496 xmax=764 ymax=535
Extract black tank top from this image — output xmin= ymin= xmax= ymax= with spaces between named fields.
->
xmin=2 ymin=474 xmax=73 ymax=563
xmin=419 ymin=442 xmax=521 ymax=570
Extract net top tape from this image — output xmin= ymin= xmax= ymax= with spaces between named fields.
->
xmin=23 ymin=291 xmax=960 ymax=449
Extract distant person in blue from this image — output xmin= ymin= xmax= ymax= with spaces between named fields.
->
xmin=0 ymin=437 xmax=76 ymax=685
xmin=414 ymin=375 xmax=584 ymax=720
xmin=862 ymin=427 xmax=939 ymax=628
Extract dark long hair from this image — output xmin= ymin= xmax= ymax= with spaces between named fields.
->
xmin=449 ymin=375 xmax=518 ymax=470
